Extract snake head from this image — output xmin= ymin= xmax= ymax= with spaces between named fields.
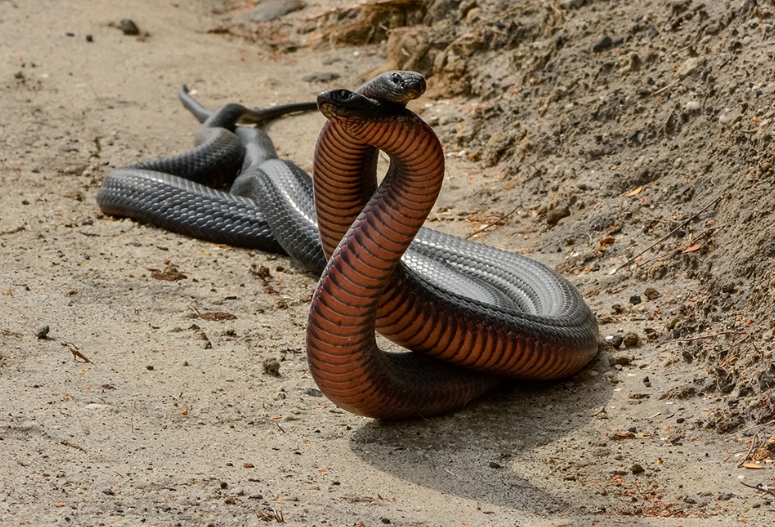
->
xmin=357 ymin=71 xmax=426 ymax=105
xmin=317 ymin=89 xmax=391 ymax=122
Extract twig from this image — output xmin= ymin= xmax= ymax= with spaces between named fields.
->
xmin=740 ymin=481 xmax=775 ymax=497
xmin=614 ymin=196 xmax=722 ymax=273
xmin=465 ymin=204 xmax=521 ymax=239
xmin=738 ymin=436 xmax=758 ymax=468
xmin=738 ymin=418 xmax=775 ymax=434
xmin=0 ymin=226 xmax=24 ymax=236
xmin=60 ymin=440 xmax=86 ymax=452
xmin=653 ymin=79 xmax=681 ymax=96
xmin=677 ymin=330 xmax=749 ymax=342
xmin=66 ymin=343 xmax=92 ymax=363
xmin=634 ymin=224 xmax=724 ymax=271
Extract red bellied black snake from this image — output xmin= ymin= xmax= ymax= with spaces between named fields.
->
xmin=96 ymin=72 xmax=599 ymax=420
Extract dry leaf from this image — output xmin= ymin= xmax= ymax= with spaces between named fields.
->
xmin=626 ymin=186 xmax=643 ymax=197
xmin=742 ymin=463 xmax=765 ymax=470
xmin=682 ymin=244 xmax=701 ymax=253
xmin=599 ymin=235 xmax=616 ymax=247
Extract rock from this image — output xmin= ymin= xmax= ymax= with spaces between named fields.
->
xmin=644 ymin=287 xmax=660 ymax=300
xmin=559 ymin=0 xmax=586 ymax=8
xmin=629 ymin=295 xmax=642 ymax=305
xmin=628 ymin=52 xmax=641 ymax=71
xmin=631 ymin=463 xmax=645 ymax=474
xmin=592 ymin=35 xmax=613 ymax=53
xmin=120 ymin=19 xmax=140 ymax=36
xmin=263 ymin=358 xmax=281 ymax=376
xmin=622 ymin=332 xmax=640 ymax=347
xmin=546 ymin=206 xmax=570 ymax=225
xmin=305 ymin=387 xmax=322 ymax=397
xmin=676 ymin=57 xmax=700 ymax=78
xmin=666 ymin=317 xmax=681 ymax=330
xmin=611 ymin=335 xmax=624 ymax=349
xmin=249 ymin=0 xmax=305 ymax=22
xmin=610 ymin=353 xmax=631 ymax=366
xmin=483 ymin=131 xmax=512 ymax=167
xmin=648 ymin=262 xmax=667 ymax=279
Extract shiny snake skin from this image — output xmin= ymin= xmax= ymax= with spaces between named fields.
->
xmin=96 ymin=73 xmax=599 ymax=419
xmin=308 ymin=87 xmax=599 ymax=419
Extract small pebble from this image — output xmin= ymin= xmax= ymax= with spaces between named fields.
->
xmin=66 ymin=32 xmax=75 ymax=37
xmin=305 ymin=387 xmax=323 ymax=397
xmin=610 ymin=354 xmax=631 ymax=366
xmin=36 ymin=326 xmax=50 ymax=339
xmin=676 ymin=57 xmax=699 ymax=77
xmin=263 ymin=358 xmax=281 ymax=376
xmin=489 ymin=462 xmax=502 ymax=469
xmin=629 ymin=295 xmax=642 ymax=305
xmin=622 ymin=332 xmax=640 ymax=347
xmin=102 ymin=488 xmax=115 ymax=495
xmin=631 ymin=463 xmax=645 ymax=474
xmin=120 ymin=19 xmax=140 ymax=35
xmin=644 ymin=287 xmax=660 ymax=300
xmin=86 ymin=34 xmax=93 ymax=42
xmin=146 ymin=365 xmax=154 ymax=371
xmin=546 ymin=206 xmax=570 ymax=225
xmin=592 ymin=35 xmax=613 ymax=52
xmin=611 ymin=334 xmax=624 ymax=349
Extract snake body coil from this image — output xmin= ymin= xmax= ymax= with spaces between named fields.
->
xmin=96 ymin=73 xmax=599 ymax=419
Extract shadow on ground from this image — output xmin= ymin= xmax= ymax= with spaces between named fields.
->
xmin=350 ymin=359 xmax=614 ymax=514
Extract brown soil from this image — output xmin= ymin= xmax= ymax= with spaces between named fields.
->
xmin=1 ymin=0 xmax=774 ymax=525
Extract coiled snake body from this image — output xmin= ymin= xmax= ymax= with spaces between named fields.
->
xmin=97 ymin=72 xmax=599 ymax=419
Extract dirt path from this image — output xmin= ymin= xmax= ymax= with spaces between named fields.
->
xmin=0 ymin=1 xmax=772 ymax=525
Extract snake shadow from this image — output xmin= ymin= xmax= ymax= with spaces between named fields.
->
xmin=349 ymin=352 xmax=614 ymax=513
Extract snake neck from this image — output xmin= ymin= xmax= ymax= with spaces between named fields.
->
xmin=306 ymin=114 xmax=451 ymax=418
xmin=312 ymin=121 xmax=379 ymax=260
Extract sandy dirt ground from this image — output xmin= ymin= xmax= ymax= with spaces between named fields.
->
xmin=0 ymin=0 xmax=773 ymax=526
